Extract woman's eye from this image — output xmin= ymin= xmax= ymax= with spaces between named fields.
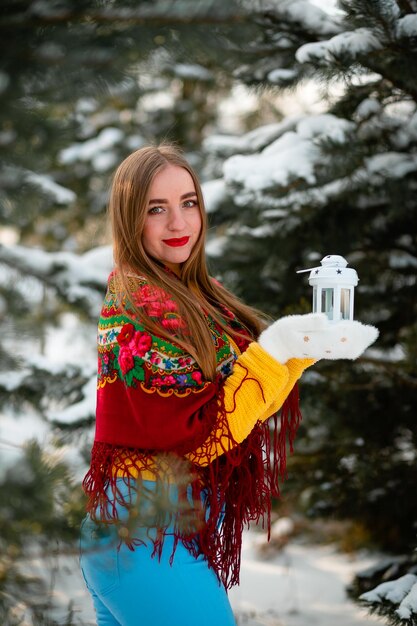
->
xmin=148 ymin=206 xmax=164 ymax=215
xmin=183 ymin=200 xmax=198 ymax=208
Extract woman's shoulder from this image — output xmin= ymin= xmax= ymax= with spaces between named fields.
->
xmin=106 ymin=268 xmax=149 ymax=292
xmin=103 ymin=268 xmax=184 ymax=334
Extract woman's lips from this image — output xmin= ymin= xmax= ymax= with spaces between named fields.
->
xmin=162 ymin=237 xmax=190 ymax=247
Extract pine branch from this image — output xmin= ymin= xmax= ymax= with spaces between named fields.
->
xmin=365 ymin=53 xmax=417 ymax=103
xmin=359 ymin=599 xmax=417 ymax=626
xmin=395 ymin=0 xmax=417 ymax=14
xmin=0 ymin=244 xmax=108 ymax=318
xmin=0 ymin=4 xmax=250 ymax=27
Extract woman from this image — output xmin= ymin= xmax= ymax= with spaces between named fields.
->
xmin=80 ymin=144 xmax=378 ymax=626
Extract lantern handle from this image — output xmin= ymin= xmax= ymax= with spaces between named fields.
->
xmin=296 ymin=266 xmax=321 ymax=274
xmin=297 ymin=255 xmax=349 ymax=274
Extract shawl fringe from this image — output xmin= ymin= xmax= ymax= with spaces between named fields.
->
xmin=82 ymin=380 xmax=301 ymax=590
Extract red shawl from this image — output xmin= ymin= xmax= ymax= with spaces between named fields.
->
xmin=83 ymin=272 xmax=301 ymax=589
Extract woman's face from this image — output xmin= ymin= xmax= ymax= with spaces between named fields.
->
xmin=142 ymin=165 xmax=202 ymax=274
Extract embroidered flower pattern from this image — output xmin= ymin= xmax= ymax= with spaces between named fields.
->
xmin=150 ymin=352 xmax=161 ymax=365
xmin=132 ymin=332 xmax=152 ymax=358
xmin=134 ymin=285 xmax=175 ymax=316
xmin=115 ymin=323 xmax=154 ymax=377
xmin=118 ymin=346 xmax=135 ymax=375
xmin=152 ymin=374 xmax=177 ymax=387
xmin=98 ymin=274 xmax=242 ymax=391
xmin=133 ymin=284 xmax=186 ymax=332
xmin=116 ymin=323 xmax=136 ymax=346
xmin=191 ymin=371 xmax=203 ymax=385
xmin=161 ymin=314 xmax=186 ymax=331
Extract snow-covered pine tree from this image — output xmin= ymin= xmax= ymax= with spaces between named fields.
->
xmin=0 ymin=1 xmax=261 ymax=622
xmin=202 ymin=1 xmax=417 ymax=624
xmin=348 ymin=553 xmax=417 ymax=626
xmin=2 ymin=0 xmax=416 ymax=622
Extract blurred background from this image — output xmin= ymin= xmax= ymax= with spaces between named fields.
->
xmin=0 ymin=0 xmax=416 ymax=624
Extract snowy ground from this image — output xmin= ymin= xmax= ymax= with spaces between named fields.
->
xmin=230 ymin=532 xmax=380 ymax=626
xmin=44 ymin=531 xmax=380 ymax=626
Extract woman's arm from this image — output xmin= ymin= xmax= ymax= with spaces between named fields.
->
xmin=185 ymin=346 xmax=314 ymax=466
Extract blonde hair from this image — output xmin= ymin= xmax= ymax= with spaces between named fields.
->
xmin=108 ymin=143 xmax=267 ymax=380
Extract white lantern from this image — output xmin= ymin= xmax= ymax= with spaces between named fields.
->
xmin=297 ymin=255 xmax=359 ymax=322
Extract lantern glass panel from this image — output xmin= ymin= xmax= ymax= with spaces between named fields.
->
xmin=321 ymin=288 xmax=334 ymax=319
xmin=313 ymin=287 xmax=318 ymax=313
xmin=341 ymin=288 xmax=350 ymax=320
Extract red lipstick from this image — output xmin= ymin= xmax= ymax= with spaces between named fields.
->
xmin=162 ymin=237 xmax=190 ymax=247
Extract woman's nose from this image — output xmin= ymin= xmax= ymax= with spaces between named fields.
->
xmin=167 ymin=207 xmax=186 ymax=230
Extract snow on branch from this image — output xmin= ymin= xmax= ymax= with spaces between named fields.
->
xmin=365 ymin=152 xmax=417 ymax=180
xmin=203 ymin=117 xmax=302 ymax=157
xmin=0 ymin=244 xmax=113 ymax=317
xmin=201 ymin=179 xmax=228 ymax=213
xmin=264 ymin=0 xmax=342 ymax=37
xmin=25 ymin=172 xmax=76 ymax=205
xmin=46 ymin=375 xmax=96 ymax=425
xmin=59 ymin=127 xmax=125 ymax=172
xmin=0 ymin=350 xmax=96 ymax=426
xmin=296 ymin=27 xmax=383 ymax=65
xmin=212 ymin=103 xmax=417 ymax=213
xmin=171 ymin=63 xmax=214 ymax=81
xmin=360 ymin=574 xmax=417 ymax=622
xmin=361 ymin=574 xmax=417 ymax=604
xmin=396 ymin=14 xmax=417 ymax=39
xmin=222 ymin=114 xmax=354 ymax=200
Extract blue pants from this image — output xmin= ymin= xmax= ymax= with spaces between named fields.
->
xmin=80 ymin=479 xmax=236 ymax=626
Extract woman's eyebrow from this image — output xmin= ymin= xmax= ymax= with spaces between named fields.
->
xmin=148 ymin=191 xmax=197 ymax=204
xmin=181 ymin=192 xmax=197 ymax=200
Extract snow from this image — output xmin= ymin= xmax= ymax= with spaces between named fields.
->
xmin=0 ymin=244 xmax=113 ymax=316
xmin=224 ymin=132 xmax=317 ymax=192
xmin=204 ymin=118 xmax=301 ymax=157
xmin=0 ymin=370 xmax=28 ymax=391
xmin=309 ymin=0 xmax=341 ymax=17
xmin=354 ymin=98 xmax=382 ymax=121
xmin=397 ymin=582 xmax=417 ymax=620
xmin=206 ymin=235 xmax=228 ymax=258
xmin=201 ymin=179 xmax=227 ymax=213
xmin=258 ymin=177 xmax=347 ymax=212
xmin=393 ymin=111 xmax=417 ymax=148
xmin=78 ymin=245 xmax=114 ymax=278
xmin=45 ymin=316 xmax=96 ymax=366
xmin=267 ymin=69 xmax=298 ymax=84
xmin=296 ymin=115 xmax=353 ymax=141
xmin=0 ymin=409 xmax=50 ymax=479
xmin=275 ymin=1 xmax=342 ymax=37
xmin=296 ymin=28 xmax=383 ymax=65
xmin=222 ymin=115 xmax=353 ymax=195
xmin=365 ymin=152 xmax=417 ymax=180
xmin=396 ymin=14 xmax=417 ymax=38
xmin=48 ymin=375 xmax=96 ymax=425
xmin=59 ymin=127 xmax=124 ymax=171
xmin=229 ymin=224 xmax=275 ymax=239
xmin=270 ymin=517 xmax=295 ymax=540
xmin=173 ymin=63 xmax=213 ymax=81
xmin=360 ymin=573 xmax=417 ymax=604
xmin=2 ymin=243 xmax=111 ymax=283
xmin=25 ymin=172 xmax=76 ymax=205
xmin=230 ymin=533 xmax=381 ymax=626
xmin=388 ymin=251 xmax=417 ymax=269
xmin=219 ymin=137 xmax=416 ymax=212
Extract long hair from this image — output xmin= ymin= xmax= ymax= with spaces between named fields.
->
xmin=108 ymin=143 xmax=267 ymax=380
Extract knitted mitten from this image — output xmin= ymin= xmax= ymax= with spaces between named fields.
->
xmin=258 ymin=313 xmax=379 ymax=364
